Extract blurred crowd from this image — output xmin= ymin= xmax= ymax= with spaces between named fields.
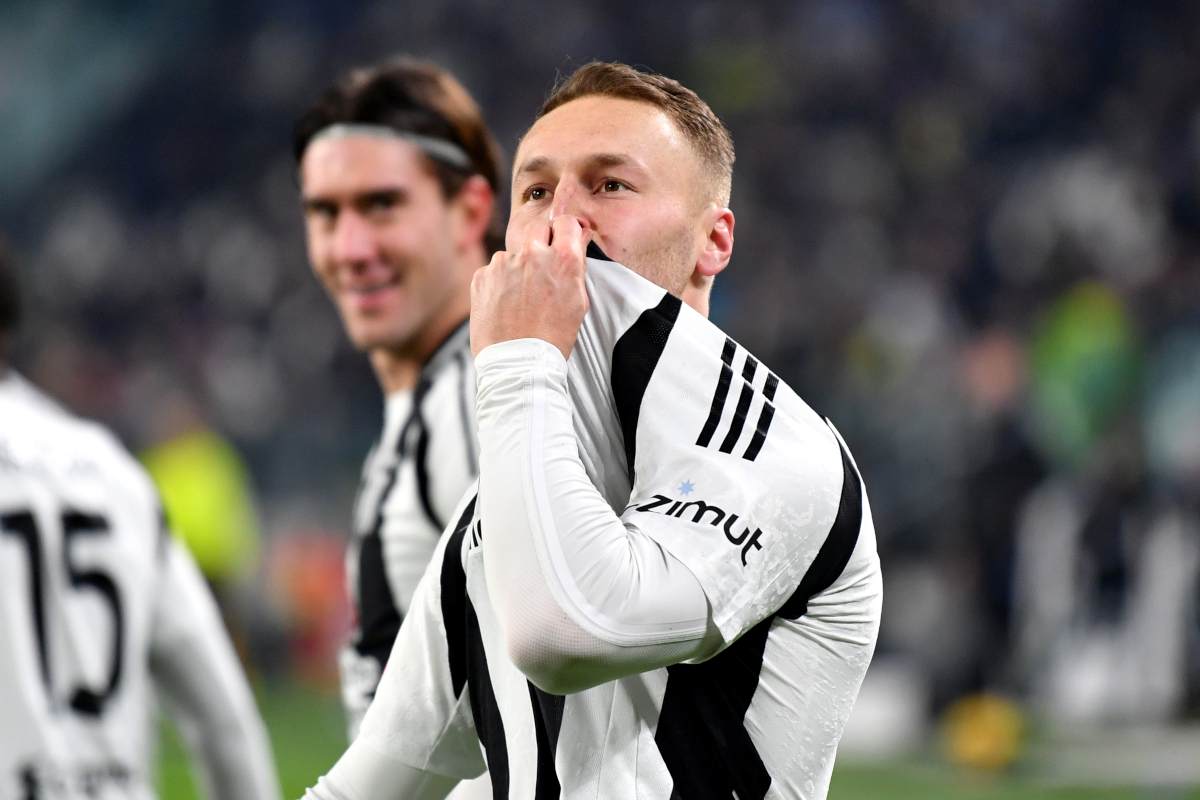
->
xmin=2 ymin=0 xmax=1199 ymax=743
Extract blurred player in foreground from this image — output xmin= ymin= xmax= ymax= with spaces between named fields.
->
xmin=0 ymin=245 xmax=281 ymax=799
xmin=304 ymin=62 xmax=882 ymax=800
xmin=295 ymin=59 xmax=499 ymax=796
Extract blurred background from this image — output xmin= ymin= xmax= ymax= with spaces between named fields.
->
xmin=2 ymin=0 xmax=1200 ymax=796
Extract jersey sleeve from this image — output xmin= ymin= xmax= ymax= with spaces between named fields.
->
xmin=614 ymin=299 xmax=848 ymax=645
xmin=148 ymin=537 xmax=283 ymax=800
xmin=354 ymin=488 xmax=487 ymax=780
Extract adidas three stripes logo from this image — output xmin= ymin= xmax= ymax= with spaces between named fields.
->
xmin=696 ymin=338 xmax=777 ymax=462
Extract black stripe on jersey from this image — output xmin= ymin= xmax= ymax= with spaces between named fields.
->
xmin=611 ymin=292 xmax=683 ymax=482
xmin=762 ymin=373 xmax=779 ymax=401
xmin=718 ymin=381 xmax=755 ymax=454
xmin=440 ymin=496 xmax=476 ymax=698
xmin=354 ymin=405 xmax=414 ymax=665
xmin=440 ymin=494 xmax=510 ymax=798
xmin=742 ymin=404 xmax=775 ymax=462
xmin=466 ymin=600 xmax=509 ymax=799
xmin=411 ymin=377 xmax=447 ymax=532
xmin=354 ymin=532 xmax=402 ymax=667
xmin=696 ymin=339 xmax=736 ymax=447
xmin=656 ymin=618 xmax=774 ymax=800
xmin=528 ymin=684 xmax=565 ymax=800
xmin=777 ymin=439 xmax=863 ymax=620
xmin=585 ymin=241 xmax=613 ymax=261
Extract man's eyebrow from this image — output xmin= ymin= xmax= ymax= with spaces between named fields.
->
xmin=515 ymin=152 xmax=639 ymax=177
xmin=302 ymin=186 xmax=407 ymax=205
xmin=516 ymin=155 xmax=553 ymax=176
xmin=588 ymin=153 xmax=633 ymax=169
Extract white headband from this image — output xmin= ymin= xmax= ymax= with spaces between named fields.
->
xmin=308 ymin=123 xmax=473 ymax=171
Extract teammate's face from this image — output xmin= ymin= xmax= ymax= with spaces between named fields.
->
xmin=510 ymin=97 xmax=720 ymax=296
xmin=301 ymin=136 xmax=470 ymax=354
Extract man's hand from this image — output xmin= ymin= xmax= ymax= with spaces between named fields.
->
xmin=471 ymin=216 xmax=590 ymax=360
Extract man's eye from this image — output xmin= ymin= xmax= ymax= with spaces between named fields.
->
xmin=307 ymin=204 xmax=338 ymax=222
xmin=527 ymin=187 xmax=548 ymax=201
xmin=601 ymin=180 xmax=624 ymax=193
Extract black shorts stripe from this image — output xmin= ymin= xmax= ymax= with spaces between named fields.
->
xmin=528 ymin=684 xmax=565 ymax=800
xmin=696 ymin=339 xmax=736 ymax=447
xmin=718 ymin=382 xmax=755 ymax=454
xmin=611 ymin=293 xmax=683 ymax=482
xmin=440 ymin=496 xmax=476 ymax=697
xmin=777 ymin=439 xmax=863 ymax=620
xmin=742 ymin=403 xmax=775 ymax=462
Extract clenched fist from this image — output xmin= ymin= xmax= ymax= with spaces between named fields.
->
xmin=471 ymin=215 xmax=591 ymax=360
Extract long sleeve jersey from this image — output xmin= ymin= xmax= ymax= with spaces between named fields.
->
xmin=307 ymin=247 xmax=883 ymax=800
xmin=0 ymin=371 xmax=281 ymax=800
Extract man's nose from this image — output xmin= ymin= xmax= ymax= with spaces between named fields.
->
xmin=331 ymin=211 xmax=377 ymax=265
xmin=549 ymin=179 xmax=590 ymax=225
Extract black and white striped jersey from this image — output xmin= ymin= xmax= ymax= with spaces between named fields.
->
xmin=340 ymin=321 xmax=479 ymax=740
xmin=0 ymin=371 xmax=280 ymax=800
xmin=322 ymin=249 xmax=882 ymax=800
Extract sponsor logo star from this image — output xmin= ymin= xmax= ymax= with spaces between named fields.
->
xmin=679 ymin=480 xmax=694 ymax=496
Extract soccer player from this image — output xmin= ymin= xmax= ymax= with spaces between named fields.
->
xmin=305 ymin=63 xmax=883 ymax=800
xmin=294 ymin=60 xmax=501 ymax=755
xmin=0 ymin=246 xmax=281 ymax=799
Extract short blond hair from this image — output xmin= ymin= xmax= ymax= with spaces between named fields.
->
xmin=538 ymin=62 xmax=734 ymax=206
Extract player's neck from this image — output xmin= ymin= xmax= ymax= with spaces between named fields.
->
xmin=371 ymin=299 xmax=470 ymax=394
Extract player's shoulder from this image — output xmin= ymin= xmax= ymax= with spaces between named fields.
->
xmin=581 ymin=253 xmax=842 ymax=473
xmin=0 ymin=370 xmax=160 ymax=498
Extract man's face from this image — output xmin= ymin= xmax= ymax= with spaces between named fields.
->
xmin=301 ymin=135 xmax=467 ymax=353
xmin=510 ymin=96 xmax=709 ymax=294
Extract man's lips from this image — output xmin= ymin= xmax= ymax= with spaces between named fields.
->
xmin=341 ymin=277 xmax=400 ymax=309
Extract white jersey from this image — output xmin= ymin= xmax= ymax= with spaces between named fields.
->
xmin=339 ymin=322 xmax=478 ymax=739
xmin=310 ymin=247 xmax=882 ymax=800
xmin=0 ymin=371 xmax=280 ymax=800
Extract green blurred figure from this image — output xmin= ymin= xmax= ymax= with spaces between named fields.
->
xmin=1027 ymin=281 xmax=1141 ymax=472
xmin=142 ymin=426 xmax=261 ymax=585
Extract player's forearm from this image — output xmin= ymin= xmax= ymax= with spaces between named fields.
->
xmin=475 ymin=339 xmax=711 ymax=692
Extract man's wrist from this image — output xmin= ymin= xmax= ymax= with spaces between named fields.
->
xmin=475 ymin=337 xmax=568 ymax=375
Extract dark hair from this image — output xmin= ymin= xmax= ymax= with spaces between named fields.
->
xmin=295 ymin=57 xmax=505 ymax=254
xmin=538 ymin=62 xmax=734 ymax=205
xmin=0 ymin=236 xmax=20 ymax=363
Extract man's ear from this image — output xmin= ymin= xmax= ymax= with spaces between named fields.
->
xmin=695 ymin=205 xmax=735 ymax=278
xmin=452 ymin=175 xmax=496 ymax=252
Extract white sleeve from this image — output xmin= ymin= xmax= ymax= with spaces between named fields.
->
xmin=475 ymin=339 xmax=719 ymax=695
xmin=302 ymin=738 xmax=459 ymax=800
xmin=149 ymin=538 xmax=282 ymax=800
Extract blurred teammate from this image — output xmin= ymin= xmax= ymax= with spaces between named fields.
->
xmin=294 ymin=59 xmax=501 ymax=754
xmin=305 ymin=62 xmax=882 ymax=800
xmin=0 ymin=245 xmax=281 ymax=799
